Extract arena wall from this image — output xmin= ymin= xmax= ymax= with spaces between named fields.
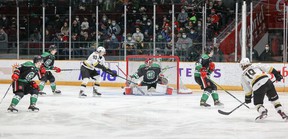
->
xmin=0 ymin=60 xmax=287 ymax=92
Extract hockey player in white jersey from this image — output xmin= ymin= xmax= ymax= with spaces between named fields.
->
xmin=240 ymin=58 xmax=287 ymax=121
xmin=79 ymin=46 xmax=117 ymax=97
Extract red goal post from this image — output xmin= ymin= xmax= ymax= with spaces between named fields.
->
xmin=126 ymin=55 xmax=192 ymax=94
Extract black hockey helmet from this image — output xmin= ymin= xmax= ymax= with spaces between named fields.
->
xmin=33 ymin=55 xmax=43 ymax=63
xmin=204 ymin=46 xmax=213 ymax=54
xmin=49 ymin=45 xmax=57 ymax=52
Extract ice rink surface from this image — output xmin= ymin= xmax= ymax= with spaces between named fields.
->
xmin=0 ymin=84 xmax=287 ymax=139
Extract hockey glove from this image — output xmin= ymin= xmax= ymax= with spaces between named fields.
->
xmin=209 ymin=62 xmax=215 ymax=72
xmin=245 ymin=95 xmax=252 ymax=104
xmin=30 ymin=81 xmax=39 ymax=91
xmin=272 ymin=69 xmax=283 ymax=81
xmin=40 ymin=65 xmax=46 ymax=75
xmin=105 ymin=68 xmax=117 ymax=77
xmin=11 ymin=73 xmax=19 ymax=81
xmin=200 ymin=71 xmax=207 ymax=78
xmin=53 ymin=67 xmax=61 ymax=73
xmin=11 ymin=69 xmax=20 ymax=81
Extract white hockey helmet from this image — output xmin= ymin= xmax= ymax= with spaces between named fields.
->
xmin=240 ymin=58 xmax=251 ymax=69
xmin=96 ymin=46 xmax=106 ymax=55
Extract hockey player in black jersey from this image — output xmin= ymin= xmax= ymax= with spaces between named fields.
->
xmin=39 ymin=45 xmax=62 ymax=95
xmin=240 ymin=58 xmax=287 ymax=121
xmin=79 ymin=46 xmax=117 ymax=97
xmin=194 ymin=47 xmax=223 ymax=107
xmin=8 ymin=55 xmax=46 ymax=112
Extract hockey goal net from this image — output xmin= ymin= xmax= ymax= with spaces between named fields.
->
xmin=126 ymin=55 xmax=192 ymax=94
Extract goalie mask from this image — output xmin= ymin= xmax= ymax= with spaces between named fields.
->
xmin=145 ymin=58 xmax=153 ymax=67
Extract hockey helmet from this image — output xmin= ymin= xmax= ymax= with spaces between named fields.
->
xmin=204 ymin=46 xmax=213 ymax=55
xmin=33 ymin=55 xmax=43 ymax=64
xmin=96 ymin=46 xmax=106 ymax=54
xmin=239 ymin=58 xmax=251 ymax=69
xmin=145 ymin=58 xmax=153 ymax=66
xmin=49 ymin=45 xmax=57 ymax=52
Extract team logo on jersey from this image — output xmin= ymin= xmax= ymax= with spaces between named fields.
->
xmin=146 ymin=70 xmax=155 ymax=79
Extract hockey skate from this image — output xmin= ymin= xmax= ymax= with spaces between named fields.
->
xmin=38 ymin=91 xmax=46 ymax=95
xmin=255 ymin=109 xmax=268 ymax=121
xmin=93 ymin=88 xmax=101 ymax=97
xmin=79 ymin=90 xmax=87 ymax=98
xmin=278 ymin=110 xmax=288 ymax=121
xmin=28 ymin=105 xmax=39 ymax=112
xmin=200 ymin=101 xmax=211 ymax=107
xmin=214 ymin=100 xmax=224 ymax=106
xmin=53 ymin=90 xmax=61 ymax=95
xmin=7 ymin=105 xmax=18 ymax=113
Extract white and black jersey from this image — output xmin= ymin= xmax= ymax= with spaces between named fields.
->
xmin=241 ymin=64 xmax=273 ymax=93
xmin=82 ymin=52 xmax=106 ymax=71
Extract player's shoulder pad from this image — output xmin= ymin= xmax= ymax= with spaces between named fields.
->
xmin=151 ymin=63 xmax=160 ymax=68
xmin=41 ymin=52 xmax=50 ymax=57
xmin=22 ymin=61 xmax=34 ymax=67
xmin=139 ymin=64 xmax=146 ymax=69
xmin=201 ymin=54 xmax=209 ymax=59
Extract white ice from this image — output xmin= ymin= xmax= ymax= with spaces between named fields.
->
xmin=0 ymin=84 xmax=287 ymax=139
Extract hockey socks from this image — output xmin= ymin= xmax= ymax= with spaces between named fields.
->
xmin=30 ymin=94 xmax=38 ymax=106
xmin=200 ymin=91 xmax=210 ymax=107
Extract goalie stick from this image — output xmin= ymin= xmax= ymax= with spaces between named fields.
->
xmin=117 ymin=75 xmax=146 ymax=95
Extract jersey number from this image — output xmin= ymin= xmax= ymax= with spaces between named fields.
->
xmin=245 ymin=69 xmax=256 ymax=79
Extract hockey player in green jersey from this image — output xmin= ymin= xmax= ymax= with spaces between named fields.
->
xmin=39 ymin=45 xmax=62 ymax=95
xmin=130 ymin=58 xmax=166 ymax=90
xmin=194 ymin=47 xmax=223 ymax=107
xmin=8 ymin=55 xmax=46 ymax=112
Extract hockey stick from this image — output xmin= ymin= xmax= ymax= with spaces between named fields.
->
xmin=218 ymin=80 xmax=276 ymax=115
xmin=208 ymin=77 xmax=250 ymax=109
xmin=218 ymin=101 xmax=247 ymax=115
xmin=117 ymin=75 xmax=146 ymax=95
xmin=47 ymin=69 xmax=80 ymax=72
xmin=0 ymin=83 xmax=12 ymax=104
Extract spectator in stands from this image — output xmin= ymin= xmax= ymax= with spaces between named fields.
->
xmin=79 ymin=31 xmax=91 ymax=56
xmin=124 ymin=33 xmax=136 ymax=55
xmin=187 ymin=28 xmax=199 ymax=41
xmin=189 ymin=11 xmax=197 ymax=25
xmin=81 ymin=17 xmax=89 ymax=31
xmin=185 ymin=21 xmax=194 ymax=31
xmin=29 ymin=28 xmax=41 ymax=42
xmin=104 ymin=34 xmax=119 ymax=55
xmin=61 ymin=22 xmax=69 ymax=36
xmin=246 ymin=45 xmax=259 ymax=62
xmin=0 ymin=27 xmax=8 ymax=52
xmin=177 ymin=8 xmax=188 ymax=27
xmin=0 ymin=15 xmax=8 ymax=29
xmin=260 ymin=44 xmax=274 ymax=62
xmin=176 ymin=32 xmax=193 ymax=58
xmin=71 ymin=19 xmax=81 ymax=36
xmin=107 ymin=20 xmax=121 ymax=36
xmin=142 ymin=19 xmax=153 ymax=36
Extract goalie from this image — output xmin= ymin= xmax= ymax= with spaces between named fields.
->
xmin=127 ymin=58 xmax=169 ymax=95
